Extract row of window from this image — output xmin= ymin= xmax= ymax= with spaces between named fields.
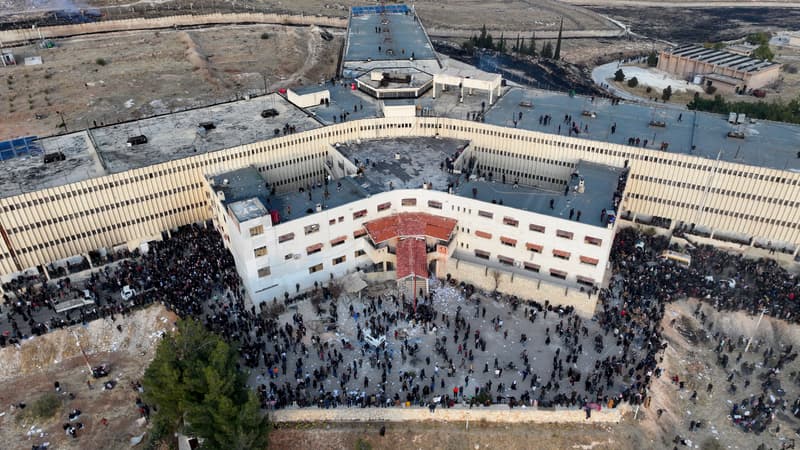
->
xmin=471 ymin=224 xmax=602 ymax=246
xmin=628 ymin=192 xmax=800 ymax=229
xmin=471 ymin=249 xmax=596 ymax=284
xmin=7 ymin=183 xmax=201 ymax=235
xmin=4 ymin=202 xmax=203 ymax=258
xmin=631 ymin=173 xmax=800 ymax=207
xmin=471 ymin=248 xmax=598 ymax=265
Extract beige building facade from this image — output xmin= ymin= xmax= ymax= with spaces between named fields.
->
xmin=0 ymin=116 xmax=799 ymax=281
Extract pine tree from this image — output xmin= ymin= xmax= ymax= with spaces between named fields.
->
xmin=479 ymin=24 xmax=487 ymax=48
xmin=143 ymin=320 xmax=270 ymax=450
xmin=499 ymin=32 xmax=506 ymax=52
xmin=529 ymin=32 xmax=537 ymax=56
xmin=541 ymin=41 xmax=553 ymax=59
xmin=515 ymin=34 xmax=521 ymax=52
xmin=554 ymin=17 xmax=563 ymax=60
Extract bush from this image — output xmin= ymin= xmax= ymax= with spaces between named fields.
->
xmin=627 ymin=77 xmax=638 ymax=88
xmin=705 ymin=85 xmax=717 ymax=95
xmin=661 ymin=85 xmax=673 ymax=101
xmin=355 ymin=438 xmax=373 ymax=450
xmin=16 ymin=393 xmax=61 ymax=424
xmin=614 ymin=69 xmax=625 ymax=82
xmin=646 ymin=86 xmax=652 ymax=93
xmin=95 ymin=58 xmax=107 ymax=66
xmin=646 ymin=51 xmax=658 ymax=67
xmin=260 ymin=32 xmax=270 ymax=40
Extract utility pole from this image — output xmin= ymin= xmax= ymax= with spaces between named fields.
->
xmin=744 ymin=308 xmax=767 ymax=353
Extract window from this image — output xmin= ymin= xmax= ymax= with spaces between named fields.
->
xmin=500 ymin=236 xmax=517 ymax=247
xmin=553 ymin=249 xmax=571 ymax=260
xmin=428 ymin=200 xmax=442 ymax=209
xmin=257 ymin=266 xmax=271 ymax=278
xmin=353 ymin=209 xmax=367 ymax=219
xmin=304 ymin=224 xmax=320 ymax=235
xmin=556 ymin=230 xmax=574 ymax=240
xmin=333 ymin=255 xmax=346 ymax=265
xmin=306 ymin=243 xmax=323 ymax=255
xmin=503 ymin=217 xmax=519 ymax=227
xmin=308 ymin=263 xmax=323 ymax=274
xmin=529 ymin=224 xmax=545 ymax=233
xmin=401 ymin=198 xmax=417 ymax=206
xmin=377 ymin=202 xmax=391 ymax=211
xmin=475 ymin=230 xmax=492 ymax=239
xmin=498 ymin=255 xmax=514 ymax=266
xmin=331 ymin=236 xmax=347 ymax=247
xmin=284 ymin=253 xmax=293 ymax=261
xmin=577 ymin=275 xmax=595 ymax=286
xmin=584 ymin=236 xmax=603 ymax=246
xmin=580 ymin=256 xmax=599 ymax=266
xmin=550 ymin=268 xmax=567 ymax=280
xmin=478 ymin=210 xmax=493 ymax=219
xmin=474 ymin=249 xmax=490 ymax=260
xmin=254 ymin=246 xmax=268 ymax=258
xmin=526 ymin=243 xmax=543 ymax=253
xmin=329 ymin=218 xmax=336 ymax=225
xmin=338 ymin=216 xmax=344 ymax=223
xmin=279 ymin=233 xmax=295 ymax=243
xmin=354 ymin=249 xmax=366 ymax=257
xmin=353 ymin=228 xmax=367 ymax=238
xmin=249 ymin=225 xmax=264 ymax=237
xmin=523 ymin=262 xmax=540 ymax=273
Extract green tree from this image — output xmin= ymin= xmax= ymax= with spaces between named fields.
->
xmin=661 ymin=85 xmax=673 ymax=101
xmin=528 ymin=32 xmax=537 ymax=56
xmin=746 ymin=31 xmax=771 ymax=46
xmin=554 ymin=18 xmax=563 ymax=60
xmin=627 ymin=77 xmax=638 ymax=88
xmin=753 ymin=44 xmax=774 ymax=61
xmin=478 ymin=24 xmax=488 ymax=48
xmin=514 ymin=34 xmax=521 ymax=52
xmin=614 ymin=68 xmax=625 ymax=82
xmin=541 ymin=41 xmax=553 ymax=59
xmin=646 ymin=51 xmax=658 ymax=67
xmin=498 ymin=32 xmax=506 ymax=52
xmin=143 ymin=319 xmax=270 ymax=450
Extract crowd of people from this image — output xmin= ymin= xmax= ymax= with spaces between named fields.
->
xmin=1 ymin=221 xmax=799 ymax=448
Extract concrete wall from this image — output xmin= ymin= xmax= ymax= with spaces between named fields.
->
xmin=271 ymin=404 xmax=628 ymax=424
xmin=447 ymin=257 xmax=598 ymax=317
xmin=0 ymin=12 xmax=346 ymax=44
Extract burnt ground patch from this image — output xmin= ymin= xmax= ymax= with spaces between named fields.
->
xmin=588 ymin=7 xmax=800 ymax=43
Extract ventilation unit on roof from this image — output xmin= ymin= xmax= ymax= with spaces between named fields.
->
xmin=127 ymin=135 xmax=148 ymax=146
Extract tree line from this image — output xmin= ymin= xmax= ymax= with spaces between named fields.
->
xmin=687 ymin=93 xmax=800 ymax=125
xmin=462 ymin=19 xmax=563 ymax=60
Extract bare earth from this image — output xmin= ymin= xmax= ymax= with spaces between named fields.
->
xmin=0 ymin=24 xmax=341 ymax=140
xmin=0 ymin=305 xmax=177 ymax=450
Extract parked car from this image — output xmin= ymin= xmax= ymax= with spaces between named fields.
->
xmin=121 ymin=285 xmax=136 ymax=300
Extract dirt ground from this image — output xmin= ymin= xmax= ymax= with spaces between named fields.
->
xmin=642 ymin=298 xmax=800 ymax=450
xmin=559 ymin=37 xmax=654 ymax=66
xmin=0 ymin=305 xmax=176 ymax=450
xmin=0 ymin=23 xmax=340 ymax=140
xmin=269 ymin=421 xmax=644 ymax=450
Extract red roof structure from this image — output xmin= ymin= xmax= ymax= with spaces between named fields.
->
xmin=396 ymin=238 xmax=428 ymax=279
xmin=363 ymin=212 xmax=457 ymax=244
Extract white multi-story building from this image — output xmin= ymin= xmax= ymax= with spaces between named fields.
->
xmin=206 ymin=137 xmax=625 ymax=316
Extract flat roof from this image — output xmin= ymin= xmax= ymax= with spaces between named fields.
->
xmin=0 ymin=131 xmax=107 ymax=197
xmin=483 ymin=88 xmax=800 ymax=172
xmin=453 ymin=160 xmax=623 ymax=228
xmin=91 ymin=93 xmax=322 ymax=174
xmin=336 ymin=137 xmax=469 ymax=194
xmin=290 ymin=85 xmax=329 ymax=96
xmin=267 ymin=176 xmax=370 ymax=224
xmin=304 ymin=80 xmax=381 ymax=126
xmin=344 ymin=5 xmax=436 ymax=63
xmin=210 ymin=166 xmax=272 ymax=222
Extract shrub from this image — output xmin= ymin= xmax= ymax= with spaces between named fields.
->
xmin=95 ymin=58 xmax=107 ymax=66
xmin=627 ymin=77 xmax=638 ymax=88
xmin=705 ymin=85 xmax=717 ymax=95
xmin=646 ymin=86 xmax=653 ymax=93
xmin=614 ymin=69 xmax=625 ymax=82
xmin=16 ymin=393 xmax=61 ymax=424
xmin=260 ymin=32 xmax=270 ymax=40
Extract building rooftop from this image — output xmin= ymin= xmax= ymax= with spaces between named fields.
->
xmin=304 ymin=81 xmax=381 ymax=125
xmin=396 ymin=237 xmax=428 ymax=279
xmin=210 ymin=166 xmax=272 ymax=222
xmin=453 ymin=160 xmax=624 ymax=228
xmin=91 ymin=93 xmax=321 ymax=174
xmin=0 ymin=131 xmax=106 ymax=197
xmin=484 ymin=88 xmax=800 ymax=172
xmin=363 ymin=212 xmax=457 ymax=243
xmin=665 ymin=44 xmax=779 ymax=72
xmin=344 ymin=5 xmax=437 ymax=65
xmin=290 ymin=85 xmax=330 ymax=96
xmin=336 ymin=137 xmax=469 ymax=194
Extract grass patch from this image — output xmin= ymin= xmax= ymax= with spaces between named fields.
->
xmin=15 ymin=392 xmax=61 ymax=424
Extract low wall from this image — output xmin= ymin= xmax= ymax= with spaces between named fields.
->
xmin=449 ymin=258 xmax=598 ymax=317
xmin=0 ymin=12 xmax=347 ymax=44
xmin=271 ymin=404 xmax=627 ymax=424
